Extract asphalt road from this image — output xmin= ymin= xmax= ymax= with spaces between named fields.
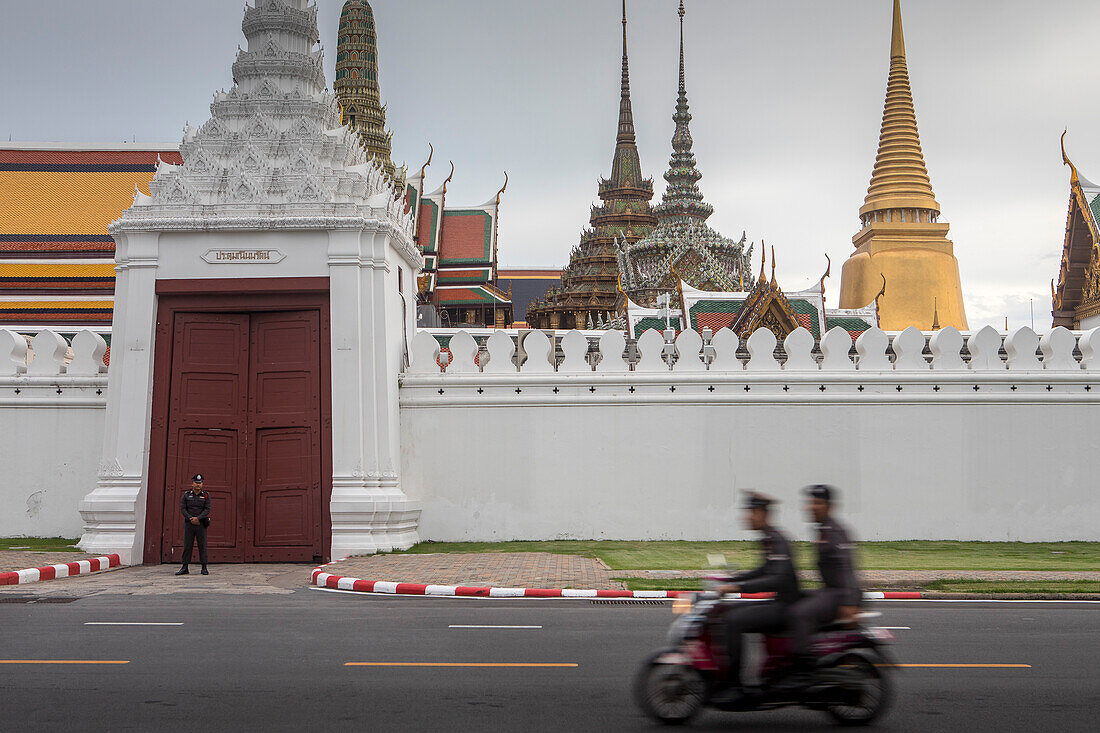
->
xmin=1 ymin=590 xmax=1097 ymax=732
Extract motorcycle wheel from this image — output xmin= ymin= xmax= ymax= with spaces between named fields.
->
xmin=823 ymin=653 xmax=891 ymax=727
xmin=633 ymin=654 xmax=706 ymax=726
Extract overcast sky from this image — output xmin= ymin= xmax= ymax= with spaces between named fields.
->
xmin=3 ymin=0 xmax=1099 ymax=330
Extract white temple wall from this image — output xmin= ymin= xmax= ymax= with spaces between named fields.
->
xmin=0 ymin=328 xmax=108 ymax=538
xmin=400 ymin=325 xmax=1100 ymax=543
xmin=401 ymin=400 xmax=1097 ymax=543
xmin=0 ymin=392 xmax=105 ymax=538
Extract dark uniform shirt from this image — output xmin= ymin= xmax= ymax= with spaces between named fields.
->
xmin=180 ymin=490 xmax=211 ymax=523
xmin=815 ymin=517 xmax=861 ymax=606
xmin=731 ymin=526 xmax=801 ymax=603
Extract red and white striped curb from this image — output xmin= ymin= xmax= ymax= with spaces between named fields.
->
xmin=0 ymin=555 xmax=123 ymax=586
xmin=310 ymin=569 xmax=922 ymax=600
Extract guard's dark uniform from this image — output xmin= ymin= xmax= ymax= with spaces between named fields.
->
xmin=179 ymin=488 xmax=211 ymax=569
xmin=790 ymin=517 xmax=862 ymax=656
xmin=724 ymin=526 xmax=801 ymax=686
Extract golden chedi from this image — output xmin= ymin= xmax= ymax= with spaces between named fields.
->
xmin=839 ymin=0 xmax=967 ymax=330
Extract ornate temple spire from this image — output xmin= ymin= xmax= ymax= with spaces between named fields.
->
xmin=653 ymin=0 xmax=713 ymax=222
xmin=860 ymin=0 xmax=939 ymax=219
xmin=616 ymin=0 xmax=750 ymax=306
xmin=609 ymin=0 xmax=644 ymax=189
xmin=335 ymin=1 xmax=399 ymax=184
xmin=525 ymin=1 xmax=656 ymax=331
xmin=838 ymin=0 xmax=967 ymax=331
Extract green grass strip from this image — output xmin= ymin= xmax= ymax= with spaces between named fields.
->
xmin=0 ymin=538 xmax=82 ymax=553
xmin=925 ymin=579 xmax=1100 ymax=594
xmin=396 ymin=540 xmax=1100 ymax=572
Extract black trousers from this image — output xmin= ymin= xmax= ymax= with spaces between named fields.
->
xmin=790 ymin=589 xmax=846 ymax=657
xmin=181 ymin=522 xmax=208 ymax=567
xmin=723 ymin=601 xmax=790 ymax=687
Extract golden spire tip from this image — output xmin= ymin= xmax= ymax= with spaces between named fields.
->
xmin=891 ymin=0 xmax=906 ymax=58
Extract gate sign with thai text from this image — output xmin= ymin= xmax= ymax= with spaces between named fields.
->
xmin=202 ymin=249 xmax=286 ymax=264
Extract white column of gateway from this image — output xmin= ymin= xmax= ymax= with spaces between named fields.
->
xmin=78 ymin=0 xmax=422 ymax=564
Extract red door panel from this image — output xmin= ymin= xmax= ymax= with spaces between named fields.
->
xmin=162 ymin=313 xmax=248 ymax=563
xmin=247 ymin=311 xmax=322 ymax=561
xmin=254 ymin=373 xmax=313 ymax=416
xmin=254 ymin=429 xmax=314 ymax=548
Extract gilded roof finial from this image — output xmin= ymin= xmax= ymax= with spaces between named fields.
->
xmin=1061 ymin=129 xmax=1080 ymax=186
xmin=759 ymin=241 xmax=767 ymax=283
xmin=770 ymin=245 xmax=777 ymax=286
xmin=932 ymin=297 xmax=940 ymax=330
xmin=442 ymin=161 xmax=455 ymax=194
xmin=418 ymin=143 xmax=434 ymax=179
xmin=818 ymin=253 xmax=832 ymax=292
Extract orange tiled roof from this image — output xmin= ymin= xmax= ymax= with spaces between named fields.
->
xmin=0 ymin=145 xmax=180 ymax=327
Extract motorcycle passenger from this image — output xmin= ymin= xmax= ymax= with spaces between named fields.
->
xmin=719 ymin=491 xmax=801 ymax=694
xmin=787 ymin=484 xmax=862 ymax=683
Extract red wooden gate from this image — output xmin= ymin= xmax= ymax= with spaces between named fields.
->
xmin=144 ymin=280 xmax=332 ymax=564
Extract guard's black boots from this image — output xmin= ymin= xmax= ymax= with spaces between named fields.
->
xmin=175 ymin=567 xmax=189 ymax=576
xmin=200 ymin=566 xmax=209 ymax=575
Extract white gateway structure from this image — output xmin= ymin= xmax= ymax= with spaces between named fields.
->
xmin=77 ymin=0 xmax=422 ymax=565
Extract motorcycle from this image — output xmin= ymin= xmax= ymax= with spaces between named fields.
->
xmin=634 ymin=578 xmax=896 ymax=726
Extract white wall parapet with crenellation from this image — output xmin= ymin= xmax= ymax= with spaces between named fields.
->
xmin=407 ymin=325 xmax=1100 ymax=377
xmin=0 ymin=330 xmax=109 ymax=537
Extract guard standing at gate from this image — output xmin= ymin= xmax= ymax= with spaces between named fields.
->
xmin=176 ymin=474 xmax=211 ymax=576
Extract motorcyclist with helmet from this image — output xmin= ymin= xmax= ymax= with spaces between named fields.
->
xmin=716 ymin=491 xmax=801 ymax=699
xmin=786 ymin=484 xmax=863 ymax=686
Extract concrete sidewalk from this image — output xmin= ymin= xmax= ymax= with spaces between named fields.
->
xmin=2 ymin=550 xmax=1096 ymax=597
xmin=0 ymin=561 xmax=307 ymax=597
